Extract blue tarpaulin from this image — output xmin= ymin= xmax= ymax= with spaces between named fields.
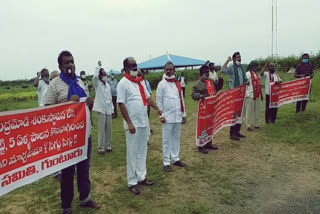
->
xmin=138 ymin=54 xmax=206 ymax=70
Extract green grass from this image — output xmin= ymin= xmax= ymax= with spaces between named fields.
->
xmin=0 ymin=71 xmax=319 ymax=214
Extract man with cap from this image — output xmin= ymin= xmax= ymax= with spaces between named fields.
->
xmin=117 ymin=57 xmax=162 ymax=195
xmin=245 ymin=61 xmax=263 ymax=131
xmin=107 ymin=70 xmax=119 ymax=118
xmin=156 ymin=61 xmax=186 ymax=172
xmin=80 ymin=71 xmax=92 ymax=93
xmin=221 ymin=52 xmax=247 ymax=141
xmin=192 ymin=64 xmax=219 ymax=154
xmin=294 ymin=53 xmax=314 ymax=113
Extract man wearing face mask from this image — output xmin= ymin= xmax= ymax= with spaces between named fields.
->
xmin=192 ymin=64 xmax=219 ymax=154
xmin=260 ymin=62 xmax=282 ymax=124
xmin=156 ymin=61 xmax=186 ymax=172
xmin=92 ymin=68 xmax=113 ymax=154
xmin=294 ymin=53 xmax=314 ymax=113
xmin=44 ymin=50 xmax=100 ymax=214
xmin=107 ymin=70 xmax=118 ymax=118
xmin=117 ymin=57 xmax=162 ymax=195
xmin=221 ymin=52 xmax=247 ymax=141
xmin=34 ymin=68 xmax=50 ymax=106
xmin=80 ymin=71 xmax=92 ymax=93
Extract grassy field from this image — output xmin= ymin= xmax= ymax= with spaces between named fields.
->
xmin=0 ymin=71 xmax=320 ymax=214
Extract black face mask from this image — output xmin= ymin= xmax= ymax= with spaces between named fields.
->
xmin=269 ymin=68 xmax=275 ymax=73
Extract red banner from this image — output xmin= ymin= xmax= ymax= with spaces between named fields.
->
xmin=270 ymin=77 xmax=311 ymax=108
xmin=0 ymin=101 xmax=89 ymax=196
xmin=196 ymin=84 xmax=246 ymax=147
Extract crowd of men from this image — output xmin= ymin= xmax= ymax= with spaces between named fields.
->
xmin=34 ymin=51 xmax=313 ymax=214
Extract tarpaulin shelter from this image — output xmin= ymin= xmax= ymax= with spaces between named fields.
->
xmin=138 ymin=53 xmax=206 ymax=71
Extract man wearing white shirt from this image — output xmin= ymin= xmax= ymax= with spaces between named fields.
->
xmin=117 ymin=57 xmax=162 ymax=195
xmin=40 ymin=70 xmax=59 ymax=107
xmin=92 ymin=68 xmax=114 ymax=154
xmin=245 ymin=61 xmax=263 ymax=131
xmin=178 ymin=72 xmax=187 ymax=98
xmin=33 ymin=68 xmax=50 ymax=106
xmin=260 ymin=63 xmax=282 ymax=124
xmin=156 ymin=62 xmax=186 ymax=172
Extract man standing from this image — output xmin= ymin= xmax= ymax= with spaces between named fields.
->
xmin=260 ymin=63 xmax=282 ymax=124
xmin=245 ymin=61 xmax=263 ymax=131
xmin=34 ymin=68 xmax=50 ymax=106
xmin=192 ymin=65 xmax=219 ymax=154
xmin=117 ymin=57 xmax=162 ymax=195
xmin=80 ymin=71 xmax=93 ymax=93
xmin=177 ymin=72 xmax=187 ymax=97
xmin=221 ymin=52 xmax=247 ymax=141
xmin=156 ymin=62 xmax=186 ymax=172
xmin=295 ymin=53 xmax=314 ymax=113
xmin=209 ymin=62 xmax=224 ymax=91
xmin=107 ymin=70 xmax=118 ymax=118
xmin=40 ymin=70 xmax=59 ymax=107
xmin=92 ymin=68 xmax=113 ymax=154
xmin=44 ymin=50 xmax=100 ymax=214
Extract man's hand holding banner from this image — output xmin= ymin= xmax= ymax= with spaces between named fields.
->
xmin=196 ymin=84 xmax=247 ymax=147
xmin=0 ymin=102 xmax=89 ymax=196
xmin=270 ymin=77 xmax=311 ymax=108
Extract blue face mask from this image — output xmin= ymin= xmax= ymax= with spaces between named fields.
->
xmin=302 ymin=59 xmax=309 ymax=63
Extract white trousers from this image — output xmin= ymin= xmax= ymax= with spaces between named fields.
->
xmin=97 ymin=112 xmax=112 ymax=152
xmin=245 ymin=97 xmax=260 ymax=128
xmin=125 ymin=127 xmax=148 ymax=187
xmin=162 ymin=123 xmax=181 ymax=166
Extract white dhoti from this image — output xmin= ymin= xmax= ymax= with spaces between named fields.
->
xmin=245 ymin=97 xmax=260 ymax=128
xmin=125 ymin=127 xmax=148 ymax=187
xmin=162 ymin=123 xmax=181 ymax=166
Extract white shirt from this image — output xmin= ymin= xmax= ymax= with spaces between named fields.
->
xmin=209 ymin=71 xmax=218 ymax=82
xmin=36 ymin=79 xmax=49 ymax=106
xmin=92 ymin=75 xmax=114 ymax=115
xmin=156 ymin=79 xmax=186 ymax=123
xmin=245 ymin=71 xmax=260 ymax=98
xmin=180 ymin=77 xmax=186 ymax=87
xmin=117 ymin=77 xmax=151 ymax=130
xmin=264 ymin=71 xmax=281 ymax=95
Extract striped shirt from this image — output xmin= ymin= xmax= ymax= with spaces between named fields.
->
xmin=43 ymin=76 xmax=89 ymax=105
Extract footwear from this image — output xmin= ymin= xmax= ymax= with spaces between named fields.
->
xmin=173 ymin=160 xmax=185 ymax=167
xmin=237 ymin=133 xmax=246 ymax=138
xmin=62 ymin=209 xmax=72 ymax=214
xmin=163 ymin=165 xmax=172 ymax=172
xmin=129 ymin=185 xmax=140 ymax=195
xmin=138 ymin=179 xmax=154 ymax=186
xmin=150 ymin=129 xmax=154 ymax=133
xmin=206 ymin=144 xmax=218 ymax=150
xmin=98 ymin=151 xmax=105 ymax=155
xmin=106 ymin=149 xmax=113 ymax=153
xmin=198 ymin=147 xmax=208 ymax=154
xmin=79 ymin=199 xmax=101 ymax=210
xmin=230 ymin=136 xmax=240 ymax=141
xmin=247 ymin=127 xmax=254 ymax=131
xmin=254 ymin=126 xmax=260 ymax=129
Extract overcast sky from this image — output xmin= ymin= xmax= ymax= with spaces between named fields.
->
xmin=1 ymin=0 xmax=319 ymax=80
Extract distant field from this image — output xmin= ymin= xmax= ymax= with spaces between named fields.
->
xmin=0 ymin=70 xmax=319 ymax=214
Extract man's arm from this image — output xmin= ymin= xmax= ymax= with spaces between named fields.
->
xmin=260 ymin=63 xmax=268 ymax=76
xmin=221 ymin=56 xmax=232 ymax=74
xmin=118 ymin=103 xmax=136 ymax=134
xmin=33 ymin=74 xmax=41 ymax=87
xmin=147 ymin=97 xmax=162 ymax=117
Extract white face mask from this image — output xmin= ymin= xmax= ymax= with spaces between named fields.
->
xmin=235 ymin=61 xmax=241 ymax=65
xmin=43 ymin=77 xmax=49 ymax=82
xmin=80 ymin=74 xmax=86 ymax=79
xmin=130 ymin=70 xmax=138 ymax=77
xmin=111 ymin=74 xmax=115 ymax=78
xmin=163 ymin=73 xmax=175 ymax=79
xmin=102 ymin=76 xmax=108 ymax=82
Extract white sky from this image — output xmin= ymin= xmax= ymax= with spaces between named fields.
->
xmin=0 ymin=0 xmax=319 ymax=80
